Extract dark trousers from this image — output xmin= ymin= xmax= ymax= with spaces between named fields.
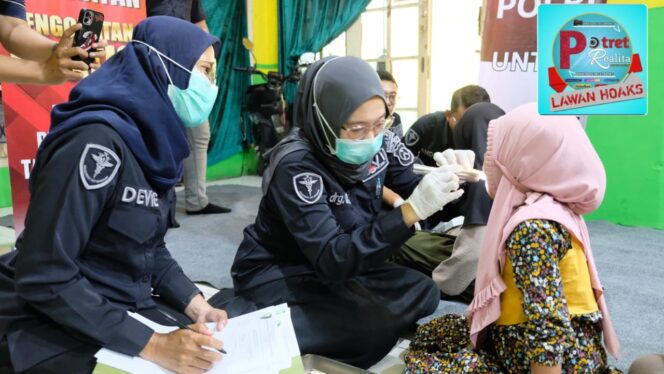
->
xmin=393 ymin=231 xmax=475 ymax=303
xmin=210 ymin=263 xmax=440 ymax=369
xmin=0 ymin=298 xmax=189 ymax=374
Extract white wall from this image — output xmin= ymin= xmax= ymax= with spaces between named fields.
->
xmin=429 ymin=0 xmax=483 ymax=112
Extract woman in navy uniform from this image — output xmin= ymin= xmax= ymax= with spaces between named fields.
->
xmin=0 ymin=17 xmax=226 ymax=374
xmin=213 ymin=56 xmax=467 ymax=369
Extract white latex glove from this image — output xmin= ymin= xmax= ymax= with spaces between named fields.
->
xmin=434 ymin=149 xmax=475 ymax=170
xmin=405 ymin=166 xmax=464 ymax=221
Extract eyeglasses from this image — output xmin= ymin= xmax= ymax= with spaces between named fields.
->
xmin=341 ymin=117 xmax=389 ymax=140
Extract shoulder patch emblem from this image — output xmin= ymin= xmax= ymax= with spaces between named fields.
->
xmin=404 ymin=129 xmax=419 ymax=146
xmin=79 ymin=144 xmax=121 ymax=190
xmin=293 ymin=172 xmax=323 ymax=204
xmin=395 ymin=144 xmax=415 ymax=166
xmin=385 ymin=131 xmax=401 ymax=154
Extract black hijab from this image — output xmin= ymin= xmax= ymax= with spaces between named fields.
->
xmin=262 ymin=56 xmax=387 ymax=192
xmin=453 ymin=102 xmax=505 ymax=169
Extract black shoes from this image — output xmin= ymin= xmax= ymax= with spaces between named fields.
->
xmin=186 ymin=203 xmax=232 ymax=215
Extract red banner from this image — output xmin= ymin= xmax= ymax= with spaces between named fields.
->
xmin=2 ymin=0 xmax=145 ymax=235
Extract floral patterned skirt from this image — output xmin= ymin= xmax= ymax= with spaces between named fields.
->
xmin=404 ymin=314 xmax=622 ymax=374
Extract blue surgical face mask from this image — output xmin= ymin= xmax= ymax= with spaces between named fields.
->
xmin=166 ymin=68 xmax=218 ymax=127
xmin=131 ymin=40 xmax=218 ymax=128
xmin=335 ymin=133 xmax=384 ymax=165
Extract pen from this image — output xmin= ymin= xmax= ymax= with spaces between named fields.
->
xmin=157 ymin=308 xmax=228 ymax=354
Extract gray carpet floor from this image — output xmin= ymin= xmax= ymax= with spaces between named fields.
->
xmin=166 ymin=184 xmax=262 ymax=289
xmin=166 ymin=184 xmax=664 ymax=370
xmin=1 ymin=183 xmax=661 ymax=370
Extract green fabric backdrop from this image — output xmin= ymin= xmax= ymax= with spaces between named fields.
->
xmin=202 ymin=0 xmax=250 ymax=165
xmin=278 ymin=0 xmax=371 ymax=102
xmin=586 ymin=7 xmax=664 ymax=229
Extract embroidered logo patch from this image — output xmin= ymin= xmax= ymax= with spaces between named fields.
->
xmin=384 ymin=131 xmax=415 ymax=167
xmin=385 ymin=130 xmax=400 ymax=154
xmin=121 ymin=186 xmax=159 ymax=208
xmin=404 ymin=129 xmax=419 ymax=146
xmin=328 ymin=192 xmax=351 ymax=206
xmin=79 ymin=144 xmax=121 ymax=190
xmin=293 ymin=172 xmax=323 ymax=204
xmin=395 ymin=144 xmax=415 ymax=166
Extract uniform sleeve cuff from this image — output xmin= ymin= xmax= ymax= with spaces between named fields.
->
xmin=380 ymin=207 xmax=414 ymax=245
xmin=105 ymin=313 xmax=154 ymax=356
xmin=156 ymin=268 xmax=201 ymax=312
xmin=1 ymin=1 xmax=26 ymax=19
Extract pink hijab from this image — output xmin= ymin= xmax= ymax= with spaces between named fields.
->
xmin=467 ymin=103 xmax=620 ymax=358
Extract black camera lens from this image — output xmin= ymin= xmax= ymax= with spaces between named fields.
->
xmin=83 ymin=11 xmax=93 ymax=26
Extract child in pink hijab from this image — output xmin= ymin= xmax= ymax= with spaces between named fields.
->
xmin=466 ymin=103 xmax=620 ymax=373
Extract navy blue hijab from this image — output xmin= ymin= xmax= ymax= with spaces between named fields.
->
xmin=45 ymin=16 xmax=220 ymax=192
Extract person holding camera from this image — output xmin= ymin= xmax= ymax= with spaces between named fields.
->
xmin=0 ymin=0 xmax=106 ymax=84
xmin=147 ymin=0 xmax=232 ymax=221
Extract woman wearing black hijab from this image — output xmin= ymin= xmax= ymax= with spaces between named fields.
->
xmin=431 ymin=102 xmax=505 ymax=299
xmin=395 ymin=102 xmax=504 ymax=302
xmin=214 ymin=56 xmax=465 ymax=368
xmin=0 ymin=17 xmax=226 ymax=373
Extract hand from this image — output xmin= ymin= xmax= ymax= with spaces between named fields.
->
xmin=87 ymin=39 xmax=108 ymax=70
xmin=185 ymin=294 xmax=228 ymax=332
xmin=434 ymin=149 xmax=475 ymax=170
xmin=195 ymin=306 xmax=228 ymax=333
xmin=39 ymin=23 xmax=96 ymax=84
xmin=140 ymin=323 xmax=224 ymax=374
xmin=405 ymin=166 xmax=464 ymax=220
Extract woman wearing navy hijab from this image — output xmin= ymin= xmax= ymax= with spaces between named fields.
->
xmin=0 ymin=17 xmax=226 ymax=374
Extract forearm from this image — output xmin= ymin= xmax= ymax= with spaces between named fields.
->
xmin=0 ymin=56 xmax=45 ymax=84
xmin=382 ymin=186 xmax=402 ymax=207
xmin=401 ymin=203 xmax=420 ymax=228
xmin=5 ymin=22 xmax=56 ymax=61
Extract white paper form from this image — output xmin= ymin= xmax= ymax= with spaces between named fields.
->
xmin=95 ymin=304 xmax=300 ymax=374
xmin=210 ymin=304 xmax=294 ymax=374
